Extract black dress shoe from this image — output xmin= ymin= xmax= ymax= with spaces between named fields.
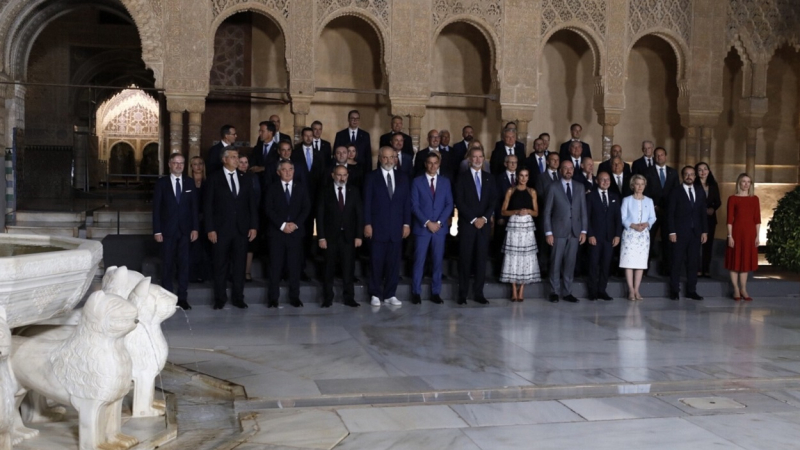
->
xmin=474 ymin=296 xmax=489 ymax=305
xmin=563 ymin=294 xmax=579 ymax=303
xmin=457 ymin=297 xmax=467 ymax=305
xmin=321 ymin=300 xmax=332 ymax=308
xmin=669 ymin=292 xmax=680 ymax=300
xmin=599 ymin=292 xmax=613 ymax=301
xmin=587 ymin=294 xmax=597 ymax=301
xmin=431 ymin=294 xmax=443 ymax=304
xmin=300 ymin=272 xmax=311 ymax=282
xmin=687 ymin=292 xmax=704 ymax=301
xmin=177 ymin=299 xmax=192 ymax=310
xmin=343 ymin=300 xmax=360 ymax=308
xmin=548 ymin=293 xmax=560 ymax=303
xmin=411 ymin=293 xmax=421 ymax=304
xmin=267 ymin=301 xmax=278 ymax=308
xmin=290 ymin=299 xmax=304 ymax=307
xmin=213 ymin=302 xmax=225 ymax=310
xmin=232 ymin=301 xmax=248 ymax=309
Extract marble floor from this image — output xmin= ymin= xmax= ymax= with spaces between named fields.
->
xmin=159 ymin=292 xmax=800 ymax=449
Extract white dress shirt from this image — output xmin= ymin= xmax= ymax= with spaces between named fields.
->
xmin=223 ymin=168 xmax=239 ymax=193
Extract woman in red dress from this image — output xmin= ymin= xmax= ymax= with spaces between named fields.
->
xmin=725 ymin=173 xmax=760 ymax=301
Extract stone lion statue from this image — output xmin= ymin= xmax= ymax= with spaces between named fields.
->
xmin=0 ymin=306 xmax=15 ymax=450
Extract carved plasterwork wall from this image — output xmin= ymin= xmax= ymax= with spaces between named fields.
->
xmin=727 ymin=0 xmax=800 ymax=63
xmin=96 ymin=88 xmax=159 ymax=160
xmin=164 ymin=0 xmax=209 ymax=95
xmin=211 ymin=0 xmax=290 ymax=20
xmin=317 ymin=0 xmax=389 ymax=28
xmin=432 ymin=0 xmax=502 ymax=39
xmin=628 ymin=0 xmax=691 ymax=46
xmin=541 ymin=0 xmax=606 ymax=39
xmin=210 ymin=23 xmax=246 ymax=87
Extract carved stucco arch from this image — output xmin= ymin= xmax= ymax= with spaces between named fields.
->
xmin=627 ymin=29 xmax=690 ymax=95
xmin=431 ymin=15 xmax=501 ymax=87
xmin=208 ymin=4 xmax=291 ymax=78
xmin=316 ymin=8 xmax=389 ymax=81
xmin=540 ymin=22 xmax=605 ymax=79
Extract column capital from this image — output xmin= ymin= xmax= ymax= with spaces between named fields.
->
xmin=389 ymin=97 xmax=428 ymax=118
xmin=738 ymin=97 xmax=769 ymax=129
xmin=679 ymin=111 xmax=722 ymax=129
xmin=499 ymin=104 xmax=535 ymax=124
xmin=596 ymin=109 xmax=623 ymax=127
xmin=290 ymin=94 xmax=314 ymax=115
xmin=165 ymin=94 xmax=206 ymax=114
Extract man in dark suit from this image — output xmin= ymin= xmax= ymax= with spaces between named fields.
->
xmin=667 ymin=166 xmax=708 ymax=301
xmin=311 ymin=120 xmax=333 ymax=167
xmin=437 ymin=129 xmax=458 ymax=181
xmin=598 ymin=144 xmax=631 ymax=178
xmin=451 ymin=125 xmax=474 ymax=175
xmin=269 ymin=114 xmax=293 ymax=147
xmin=328 ymin=145 xmax=363 ymax=191
xmin=525 ymin=137 xmax=549 ymax=187
xmin=414 ymin=129 xmax=454 ymax=178
xmin=364 ymin=146 xmax=411 ymax=307
xmin=410 ymin=152 xmax=454 ymax=304
xmin=491 ymin=129 xmax=525 ymax=174
xmin=585 ymin=171 xmax=622 ymax=301
xmin=543 ymin=160 xmax=588 ymax=303
xmin=645 ymin=146 xmax=679 ymax=275
xmin=559 ymin=123 xmax=592 ymax=161
xmin=204 ymin=148 xmax=259 ymax=310
xmin=265 ymin=141 xmax=307 ymax=189
xmin=631 ymin=140 xmax=656 ymax=175
xmin=317 ymin=165 xmax=363 ymax=308
xmin=455 ymin=147 xmax=498 ymax=304
xmin=293 ymin=127 xmax=325 ymax=196
xmin=379 ymin=115 xmax=413 ymax=155
xmin=264 ymin=160 xmax=311 ymax=308
xmin=534 ymin=151 xmax=561 ymax=276
xmin=390 ymin=133 xmax=414 ymax=182
xmin=249 ymin=120 xmax=276 ymax=183
xmin=153 ymin=153 xmax=198 ymax=310
xmin=608 ymin=156 xmax=633 ymax=198
xmin=493 ymin=154 xmax=518 ymax=263
xmin=573 ymin=157 xmax=596 ymax=194
xmin=333 ymin=110 xmax=372 ymax=175
xmin=206 ymin=124 xmax=237 ymax=176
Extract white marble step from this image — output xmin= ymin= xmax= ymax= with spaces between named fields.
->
xmin=15 ymin=211 xmax=85 ymax=222
xmin=86 ymin=224 xmax=152 ymax=239
xmin=5 ymin=222 xmax=80 ymax=237
xmin=93 ymin=210 xmax=152 ymax=223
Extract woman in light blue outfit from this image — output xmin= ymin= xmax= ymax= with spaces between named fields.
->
xmin=620 ymin=174 xmax=657 ymax=300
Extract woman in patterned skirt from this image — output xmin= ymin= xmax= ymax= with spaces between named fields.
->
xmin=500 ymin=169 xmax=541 ymax=302
xmin=620 ymin=174 xmax=657 ymax=300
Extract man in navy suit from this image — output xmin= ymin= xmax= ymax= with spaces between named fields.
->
xmin=585 ymin=171 xmax=622 ymax=301
xmin=455 ymin=147 xmax=498 ymax=304
xmin=645 ymin=146 xmax=679 ymax=275
xmin=391 ymin=133 xmax=414 ymax=181
xmin=269 ymin=114 xmax=294 ymax=147
xmin=364 ymin=146 xmax=411 ymax=307
xmin=558 ymin=123 xmax=592 ymax=161
xmin=153 ymin=153 xmax=198 ymax=310
xmin=598 ymin=144 xmax=631 ymax=178
xmin=264 ymin=160 xmax=311 ymax=308
xmin=608 ymin=156 xmax=632 ymax=198
xmin=410 ymin=152 xmax=454 ymax=304
xmin=667 ymin=166 xmax=708 ymax=301
xmin=631 ymin=140 xmax=655 ymax=175
xmin=451 ymin=125 xmax=474 ymax=176
xmin=249 ymin=120 xmax=276 ymax=184
xmin=311 ymin=120 xmax=333 ymax=166
xmin=573 ymin=157 xmax=596 ymax=194
xmin=205 ymin=148 xmax=259 ymax=309
xmin=525 ymin=137 xmax=549 ymax=187
xmin=206 ymin=125 xmax=237 ymax=176
xmin=334 ymin=110 xmax=372 ymax=176
xmin=413 ymin=129 xmax=443 ymax=178
xmin=490 ymin=128 xmax=525 ymax=174
xmin=379 ymin=116 xmax=413 ymax=155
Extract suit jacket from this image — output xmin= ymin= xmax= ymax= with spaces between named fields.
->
xmin=274 ymin=131 xmax=293 ymax=145
xmin=452 ymin=140 xmax=469 ymax=168
xmin=455 ymin=169 xmax=497 ymax=228
xmin=559 ymin=140 xmax=592 ymax=161
xmin=608 ymin=172 xmax=633 ymax=198
xmin=586 ymin=189 xmax=622 ymax=242
xmin=695 ymin=181 xmax=721 ymax=226
xmin=334 ymin=128 xmax=372 ymax=173
xmin=543 ymin=179 xmax=588 ymax=239
xmin=413 ymin=148 xmax=455 ymax=179
xmin=436 ymin=146 xmax=458 ymax=181
xmin=317 ymin=184 xmax=363 ymax=243
xmin=525 ymin=152 xmax=549 ymax=180
xmin=204 ymin=169 xmax=259 ymax=236
xmin=410 ymin=175 xmax=454 ymax=236
xmin=631 ymin=156 xmax=654 ymax=175
xmin=379 ymin=131 xmax=413 ymax=154
xmin=667 ymin=184 xmax=708 ymax=237
xmin=363 ymin=168 xmax=411 ymax=243
xmin=573 ymin=171 xmax=596 ymax=193
xmin=598 ymin=159 xmax=631 ymax=179
xmin=535 ymin=170 xmax=560 ymax=200
xmin=293 ymin=144 xmax=325 ymax=196
xmin=251 ymin=140 xmax=277 ymax=167
xmin=312 ymin=139 xmax=333 ymax=167
xmin=494 ymin=171 xmax=515 ymax=220
xmin=645 ymin=165 xmax=679 ymax=210
xmin=264 ymin=158 xmax=308 ymax=192
xmin=205 ymin=142 xmax=228 ymax=176
xmin=264 ymin=180 xmax=311 ymax=238
xmin=153 ymin=175 xmax=199 ymax=237
xmin=395 ymin=151 xmax=414 ymax=181
xmin=490 ymin=141 xmax=526 ymax=174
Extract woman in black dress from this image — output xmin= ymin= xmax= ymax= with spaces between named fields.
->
xmin=694 ymin=162 xmax=721 ymax=277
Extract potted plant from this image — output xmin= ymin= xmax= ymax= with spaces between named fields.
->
xmin=766 ymin=186 xmax=800 ymax=273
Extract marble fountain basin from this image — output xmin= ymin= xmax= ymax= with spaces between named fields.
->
xmin=0 ymin=234 xmax=102 ymax=328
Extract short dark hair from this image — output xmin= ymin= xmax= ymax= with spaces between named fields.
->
xmin=504 ymin=121 xmax=517 ymax=129
xmin=462 ymin=125 xmax=473 ymax=133
xmin=311 ymin=120 xmax=323 ymax=128
xmin=681 ymin=165 xmax=695 ymax=177
xmin=259 ymin=121 xmax=276 ymax=133
xmin=538 ymin=132 xmax=550 ymax=139
xmin=570 ymin=123 xmax=582 ymax=131
xmin=654 ymin=146 xmax=667 ymax=156
xmin=391 ymin=115 xmax=403 ymax=122
xmin=426 ymin=151 xmax=441 ymax=162
xmin=348 ymin=110 xmax=360 ymax=119
xmin=220 ymin=125 xmax=235 ymax=139
xmin=301 ymin=127 xmax=313 ymax=135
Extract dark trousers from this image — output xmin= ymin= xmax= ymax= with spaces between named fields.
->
xmin=701 ymin=218 xmax=717 ymax=274
xmin=189 ymin=233 xmax=210 ymax=281
xmin=588 ymin=239 xmax=613 ymax=295
xmin=670 ymin=233 xmax=701 ymax=294
xmin=269 ymin=235 xmax=303 ymax=302
xmin=370 ymin=240 xmax=402 ymax=299
xmin=458 ymin=225 xmax=490 ymax=299
xmin=650 ymin=212 xmax=671 ymax=275
xmin=323 ymin=232 xmax=356 ymax=303
xmin=161 ymin=233 xmax=190 ymax=301
xmin=212 ymin=232 xmax=248 ymax=303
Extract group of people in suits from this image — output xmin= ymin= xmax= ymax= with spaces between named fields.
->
xmin=152 ymin=115 xmax=758 ymax=310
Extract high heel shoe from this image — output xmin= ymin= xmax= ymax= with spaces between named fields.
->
xmin=628 ymin=293 xmax=636 ymax=301
xmin=635 ymin=293 xmax=643 ymax=300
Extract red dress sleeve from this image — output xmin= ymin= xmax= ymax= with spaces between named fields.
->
xmin=726 ymin=196 xmax=736 ymax=225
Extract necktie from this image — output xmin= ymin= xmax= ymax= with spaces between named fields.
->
xmin=510 ymin=173 xmax=515 ymax=186
xmin=647 ymin=158 xmax=652 ymax=167
xmin=263 ymin=143 xmax=269 ymax=158
xmin=659 ymin=167 xmax=666 ymax=187
xmin=397 ymin=153 xmax=402 ymax=168
xmin=314 ymin=140 xmax=319 ymax=151
xmin=229 ymin=173 xmax=237 ymax=197
xmin=538 ymin=157 xmax=544 ymax=173
xmin=602 ymin=191 xmax=608 ymax=209
xmin=566 ymin=182 xmax=572 ymax=204
xmin=175 ymin=178 xmax=181 ymax=204
xmin=474 ymin=172 xmax=482 ymax=201
xmin=305 ymin=147 xmax=312 ymax=171
xmin=442 ymin=146 xmax=448 ymax=152
xmin=387 ymin=172 xmax=394 ymax=199
xmin=351 ymin=130 xmax=356 ymax=143
xmin=338 ymin=186 xmax=344 ymax=211
xmin=689 ymin=186 xmax=695 ymax=204
xmin=551 ymin=171 xmax=557 ymax=181
xmin=616 ymin=175 xmax=622 ymax=192
xmin=430 ymin=177 xmax=436 ymax=197
xmin=574 ymin=158 xmax=580 ymax=168
xmin=507 ymin=147 xmax=513 ymax=156
xmin=284 ymin=183 xmax=291 ymax=203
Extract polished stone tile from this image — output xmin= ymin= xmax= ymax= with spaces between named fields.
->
xmin=316 ymin=376 xmax=433 ymax=396
xmin=605 ymin=365 xmax=719 ymax=383
xmin=336 ymin=405 xmax=467 ymax=432
xmin=450 ymin=400 xmax=584 ymax=427
xmin=657 ymin=392 xmax=800 ymax=416
xmin=687 ymin=362 xmax=800 ymax=380
xmin=559 ymin=395 xmax=686 ymax=421
xmin=234 ymin=371 xmax=322 ymax=399
xmin=335 ymin=429 xmax=481 ymax=450
xmin=462 ymin=417 xmax=739 ymax=450
xmin=419 ymin=371 xmax=534 ymax=390
xmin=515 ymin=368 xmax=625 ymax=386
xmin=248 ymin=409 xmax=348 ymax=449
xmin=764 ymin=390 xmax=800 ymax=408
xmin=686 ymin=411 xmax=800 ymax=450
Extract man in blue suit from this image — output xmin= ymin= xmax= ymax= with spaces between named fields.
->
xmin=410 ymin=151 xmax=453 ymax=304
xmin=668 ymin=166 xmax=708 ymax=301
xmin=153 ymin=153 xmax=198 ymax=310
xmin=364 ymin=146 xmax=412 ymax=307
xmin=585 ymin=171 xmax=622 ymax=301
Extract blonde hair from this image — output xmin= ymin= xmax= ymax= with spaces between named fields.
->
xmin=189 ymin=156 xmax=206 ymax=180
xmin=629 ymin=173 xmax=647 ymax=191
xmin=735 ymin=173 xmax=753 ymax=195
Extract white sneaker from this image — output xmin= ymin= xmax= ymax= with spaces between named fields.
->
xmin=384 ymin=296 xmax=402 ymax=306
xmin=370 ymin=296 xmax=381 ymax=306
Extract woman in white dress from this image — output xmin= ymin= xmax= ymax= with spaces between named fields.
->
xmin=620 ymin=174 xmax=657 ymax=300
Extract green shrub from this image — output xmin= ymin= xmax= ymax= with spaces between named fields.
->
xmin=766 ymin=186 xmax=800 ymax=273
